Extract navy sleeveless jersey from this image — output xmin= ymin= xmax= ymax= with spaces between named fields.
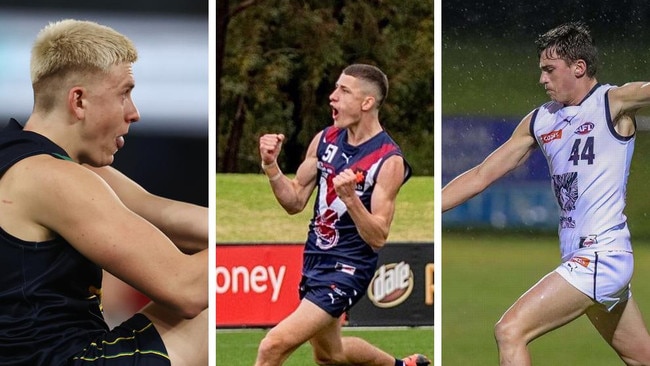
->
xmin=0 ymin=119 xmax=107 ymax=365
xmin=303 ymin=126 xmax=411 ymax=289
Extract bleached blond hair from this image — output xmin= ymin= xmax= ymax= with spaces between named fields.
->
xmin=30 ymin=19 xmax=138 ymax=110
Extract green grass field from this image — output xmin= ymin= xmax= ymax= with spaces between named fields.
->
xmin=442 ymin=230 xmax=650 ymax=365
xmin=216 ymin=173 xmax=434 ymax=364
xmin=215 ymin=174 xmax=433 ymax=243
xmin=216 ymin=328 xmax=434 ymax=365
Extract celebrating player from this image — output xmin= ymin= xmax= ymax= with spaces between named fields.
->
xmin=255 ymin=64 xmax=430 ymax=366
xmin=443 ymin=22 xmax=650 ymax=365
xmin=0 ymin=19 xmax=208 ymax=365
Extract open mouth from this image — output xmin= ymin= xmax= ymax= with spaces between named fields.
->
xmin=331 ymin=106 xmax=339 ymax=120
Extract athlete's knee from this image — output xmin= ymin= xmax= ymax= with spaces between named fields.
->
xmin=494 ymin=316 xmax=526 ymax=349
xmin=257 ymin=332 xmax=290 ymax=362
xmin=312 ymin=350 xmax=346 ymax=366
xmin=617 ymin=346 xmax=650 ymax=366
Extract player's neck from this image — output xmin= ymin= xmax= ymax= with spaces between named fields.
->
xmin=345 ymin=118 xmax=383 ymax=146
xmin=566 ymin=78 xmax=599 ymax=106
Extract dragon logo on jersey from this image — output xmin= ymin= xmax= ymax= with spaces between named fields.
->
xmin=354 ymin=169 xmax=366 ymax=190
xmin=552 ymin=172 xmax=578 ymax=228
xmin=315 ymin=208 xmax=340 ymax=250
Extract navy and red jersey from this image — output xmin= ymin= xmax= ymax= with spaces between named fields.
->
xmin=303 ymin=126 xmax=411 ymax=290
xmin=0 ymin=119 xmax=107 ymax=365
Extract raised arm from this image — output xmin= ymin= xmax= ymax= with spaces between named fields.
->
xmin=85 ymin=165 xmax=207 ymax=254
xmin=334 ymin=155 xmax=406 ymax=251
xmin=442 ymin=112 xmax=538 ymax=212
xmin=259 ymin=132 xmax=320 ymax=214
xmin=607 ymin=82 xmax=650 ymax=135
xmin=23 ymin=157 xmax=207 ymax=318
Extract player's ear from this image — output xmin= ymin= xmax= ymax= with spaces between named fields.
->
xmin=573 ymin=59 xmax=587 ymax=78
xmin=361 ymin=96 xmax=376 ymax=111
xmin=68 ymin=86 xmax=86 ymax=120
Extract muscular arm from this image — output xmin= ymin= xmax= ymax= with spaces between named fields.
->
xmin=442 ymin=112 xmax=538 ymax=212
xmin=85 ymin=165 xmax=207 ymax=254
xmin=22 ymin=157 xmax=207 ymax=318
xmin=335 ymin=155 xmax=406 ymax=251
xmin=260 ymin=133 xmax=320 ymax=214
xmin=607 ymin=82 xmax=650 ymax=135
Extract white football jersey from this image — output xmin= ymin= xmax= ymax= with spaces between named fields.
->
xmin=531 ymin=84 xmax=634 ymax=259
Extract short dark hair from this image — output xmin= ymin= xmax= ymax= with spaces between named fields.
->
xmin=342 ymin=64 xmax=389 ymax=108
xmin=535 ymin=22 xmax=598 ymax=78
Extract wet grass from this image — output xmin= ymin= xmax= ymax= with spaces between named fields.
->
xmin=442 ymin=231 xmax=650 ymax=365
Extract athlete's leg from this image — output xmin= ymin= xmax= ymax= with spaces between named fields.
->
xmin=139 ymin=302 xmax=208 ymax=366
xmin=587 ymin=297 xmax=650 ymax=365
xmin=494 ymin=272 xmax=594 ymax=366
xmin=254 ymin=299 xmax=337 ymax=366
xmin=308 ymin=310 xmax=397 ymax=366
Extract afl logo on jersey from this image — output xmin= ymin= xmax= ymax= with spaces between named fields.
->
xmin=574 ymin=122 xmax=594 ymax=135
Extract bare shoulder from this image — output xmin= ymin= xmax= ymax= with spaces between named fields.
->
xmin=608 ymin=82 xmax=650 ymax=114
xmin=14 ymin=155 xmax=110 ymax=197
xmin=509 ymin=111 xmax=537 ymax=148
xmin=10 ymin=155 xmax=119 ymax=227
xmin=376 ymin=155 xmax=407 ymax=189
xmin=0 ymin=154 xmax=116 ymax=241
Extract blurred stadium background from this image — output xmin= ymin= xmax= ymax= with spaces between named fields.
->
xmin=0 ymin=1 xmax=207 ymax=327
xmin=442 ymin=0 xmax=650 ymax=364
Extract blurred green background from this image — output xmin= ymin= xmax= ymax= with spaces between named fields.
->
xmin=218 ymin=0 xmax=433 ymax=175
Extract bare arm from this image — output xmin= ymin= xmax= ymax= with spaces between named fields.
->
xmin=85 ymin=165 xmax=207 ymax=254
xmin=442 ymin=112 xmax=538 ymax=212
xmin=607 ymin=82 xmax=650 ymax=136
xmin=259 ymin=133 xmax=319 ymax=214
xmin=22 ymin=157 xmax=207 ymax=318
xmin=335 ymin=155 xmax=406 ymax=251
xmin=608 ymin=81 xmax=650 ymax=114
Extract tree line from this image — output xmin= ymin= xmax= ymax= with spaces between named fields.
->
xmin=217 ymin=0 xmax=433 ymax=175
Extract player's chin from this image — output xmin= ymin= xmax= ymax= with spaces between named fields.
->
xmin=333 ymin=118 xmax=349 ymax=129
xmin=93 ymin=151 xmax=116 ymax=167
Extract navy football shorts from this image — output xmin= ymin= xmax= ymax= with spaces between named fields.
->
xmin=69 ymin=313 xmax=170 ymax=366
xmin=299 ymin=275 xmax=365 ymax=318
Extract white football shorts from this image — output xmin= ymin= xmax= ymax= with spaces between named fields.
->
xmin=555 ymin=248 xmax=633 ymax=311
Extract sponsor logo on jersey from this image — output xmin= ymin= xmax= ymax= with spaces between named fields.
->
xmin=570 ymin=256 xmax=591 ymax=268
xmin=540 ymin=129 xmax=562 ymax=144
xmin=335 ymin=262 xmax=357 ymax=275
xmin=367 ymin=262 xmax=414 ymax=308
xmin=574 ymin=122 xmax=594 ymax=135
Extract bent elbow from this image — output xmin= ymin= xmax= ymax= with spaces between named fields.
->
xmin=281 ymin=202 xmax=305 ymax=215
xmin=170 ymin=296 xmax=206 ymax=319
xmin=178 ymin=302 xmax=205 ymax=319
xmin=367 ymin=237 xmax=387 ymax=252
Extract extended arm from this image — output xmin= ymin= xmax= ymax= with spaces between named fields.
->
xmin=86 ymin=165 xmax=207 ymax=254
xmin=607 ymin=81 xmax=650 ymax=136
xmin=259 ymin=133 xmax=319 ymax=214
xmin=442 ymin=113 xmax=538 ymax=212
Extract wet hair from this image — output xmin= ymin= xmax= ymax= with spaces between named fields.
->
xmin=30 ymin=19 xmax=138 ymax=111
xmin=342 ymin=64 xmax=389 ymax=108
xmin=535 ymin=22 xmax=598 ymax=78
